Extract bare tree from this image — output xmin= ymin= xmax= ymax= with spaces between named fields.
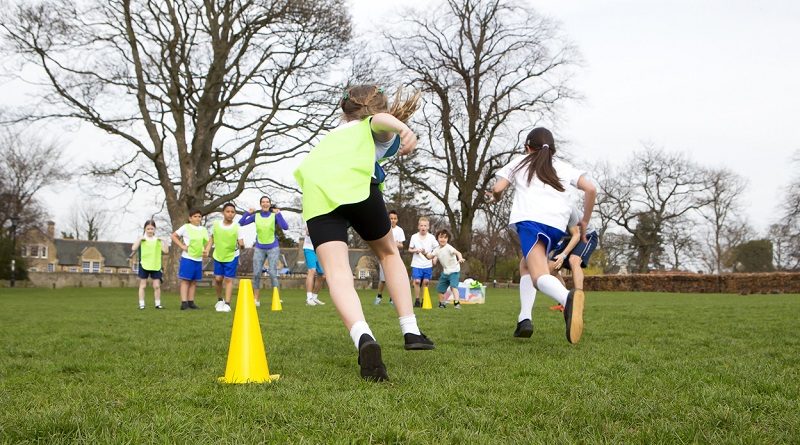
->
xmin=696 ymin=168 xmax=747 ymax=274
xmin=595 ymin=146 xmax=711 ymax=272
xmin=1 ymin=0 xmax=351 ymax=228
xmin=0 ymin=130 xmax=70 ymax=231
xmin=380 ymin=0 xmax=578 ymax=253
xmin=67 ymin=203 xmax=111 ymax=241
xmin=769 ymin=151 xmax=800 ymax=270
xmin=661 ymin=216 xmax=701 ymax=271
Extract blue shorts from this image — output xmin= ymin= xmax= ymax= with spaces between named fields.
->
xmin=213 ymin=256 xmax=239 ymax=279
xmin=138 ymin=266 xmax=162 ymax=281
xmin=515 ymin=221 xmax=566 ymax=258
xmin=178 ymin=257 xmax=203 ymax=281
xmin=303 ymin=248 xmax=324 ymax=274
xmin=562 ymin=231 xmax=599 ymax=270
xmin=437 ymin=272 xmax=460 ymax=293
xmin=411 ymin=267 xmax=433 ymax=281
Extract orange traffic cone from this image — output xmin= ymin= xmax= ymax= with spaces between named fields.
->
xmin=422 ymin=286 xmax=433 ymax=309
xmin=271 ymin=287 xmax=282 ymax=311
xmin=218 ymin=279 xmax=279 ymax=384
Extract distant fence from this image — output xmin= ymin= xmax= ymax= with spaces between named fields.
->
xmin=2 ymin=272 xmax=798 ymax=294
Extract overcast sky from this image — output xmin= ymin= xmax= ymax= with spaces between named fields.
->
xmin=12 ymin=0 xmax=800 ymax=241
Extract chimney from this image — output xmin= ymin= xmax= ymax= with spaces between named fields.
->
xmin=47 ymin=221 xmax=55 ymax=239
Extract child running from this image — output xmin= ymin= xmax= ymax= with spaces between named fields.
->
xmin=171 ymin=209 xmax=209 ymax=310
xmin=303 ymin=225 xmax=326 ymax=306
xmin=239 ymin=196 xmax=288 ymax=307
xmin=204 ymin=203 xmax=245 ymax=313
xmin=131 ymin=219 xmax=169 ymax=309
xmin=294 ymin=84 xmax=434 ymax=382
xmin=408 ymin=216 xmax=438 ymax=307
xmin=551 ymin=205 xmax=599 ymax=296
xmin=374 ymin=210 xmax=405 ymax=305
xmin=487 ymin=127 xmax=596 ymax=344
xmin=425 ymin=229 xmax=465 ymax=309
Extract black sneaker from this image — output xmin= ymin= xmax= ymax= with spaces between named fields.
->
xmin=404 ymin=332 xmax=435 ymax=350
xmin=357 ymin=334 xmax=388 ymax=382
xmin=564 ymin=290 xmax=585 ymax=344
xmin=188 ymin=301 xmax=199 ymax=309
xmin=513 ymin=319 xmax=534 ymax=338
xmin=155 ymin=304 xmax=164 ymax=309
xmin=414 ymin=299 xmax=421 ymax=308
xmin=180 ymin=301 xmax=189 ymax=310
xmin=438 ymin=302 xmax=446 ymax=309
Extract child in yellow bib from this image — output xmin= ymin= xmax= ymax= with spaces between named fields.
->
xmin=294 ymin=85 xmax=435 ymax=382
xmin=204 ymin=203 xmax=244 ymax=313
xmin=171 ymin=209 xmax=209 ymax=310
xmin=131 ymin=219 xmax=169 ymax=309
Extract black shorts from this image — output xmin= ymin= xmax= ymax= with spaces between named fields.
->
xmin=561 ymin=231 xmax=599 ymax=270
xmin=306 ymin=184 xmax=391 ymax=249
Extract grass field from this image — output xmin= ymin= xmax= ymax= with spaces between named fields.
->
xmin=0 ymin=286 xmax=798 ymax=444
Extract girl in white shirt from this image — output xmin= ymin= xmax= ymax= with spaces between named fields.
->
xmin=487 ymin=127 xmax=596 ymax=344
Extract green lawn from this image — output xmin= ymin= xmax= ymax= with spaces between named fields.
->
xmin=0 ymin=287 xmax=798 ymax=444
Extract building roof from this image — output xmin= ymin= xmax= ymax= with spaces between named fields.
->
xmin=53 ymin=239 xmax=134 ymax=268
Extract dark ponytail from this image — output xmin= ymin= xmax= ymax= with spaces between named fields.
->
xmin=513 ymin=127 xmax=565 ymax=192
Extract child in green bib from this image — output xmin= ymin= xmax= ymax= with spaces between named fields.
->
xmin=131 ymin=219 xmax=169 ymax=309
xmin=204 ymin=203 xmax=245 ymax=313
xmin=294 ymin=85 xmax=435 ymax=382
xmin=170 ymin=209 xmax=209 ymax=310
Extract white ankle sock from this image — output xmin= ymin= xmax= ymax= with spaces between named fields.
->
xmin=312 ymin=293 xmax=319 ymax=299
xmin=306 ymin=292 xmax=313 ymax=301
xmin=536 ymin=274 xmax=569 ymax=306
xmin=349 ymin=320 xmax=374 ymax=349
xmin=398 ymin=315 xmax=421 ymax=335
xmin=518 ymin=275 xmax=536 ymax=322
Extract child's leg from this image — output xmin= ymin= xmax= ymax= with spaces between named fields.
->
xmin=179 ymin=279 xmax=190 ymax=302
xmin=214 ymin=275 xmax=224 ymax=299
xmin=413 ymin=278 xmax=421 ymax=300
xmin=266 ymin=247 xmax=280 ymax=289
xmin=252 ymin=248 xmax=267 ymax=302
xmin=569 ymin=255 xmax=584 ymax=290
xmin=153 ymin=279 xmax=162 ymax=306
xmin=316 ymin=241 xmax=369 ymax=331
xmin=367 ymin=234 xmax=414 ymax=317
xmin=518 ymin=258 xmax=536 ymax=322
xmin=313 ymin=274 xmax=324 ymax=294
xmin=138 ymin=279 xmax=147 ymax=306
xmin=438 ymin=292 xmax=446 ymax=303
xmin=188 ymin=281 xmax=197 ymax=301
xmin=224 ymin=277 xmax=233 ymax=303
xmin=305 ymin=270 xmax=315 ymax=295
xmin=527 ymin=243 xmax=568 ymax=305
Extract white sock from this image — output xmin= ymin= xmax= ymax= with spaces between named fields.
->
xmin=349 ymin=320 xmax=374 ymax=349
xmin=536 ymin=274 xmax=569 ymax=306
xmin=306 ymin=292 xmax=313 ymax=301
xmin=399 ymin=315 xmax=421 ymax=336
xmin=139 ymin=299 xmax=145 ymax=306
xmin=155 ymin=299 xmax=161 ymax=306
xmin=312 ymin=293 xmax=319 ymax=300
xmin=518 ymin=275 xmax=536 ymax=322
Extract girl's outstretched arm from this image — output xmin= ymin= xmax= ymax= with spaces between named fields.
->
xmin=370 ymin=113 xmax=417 ymax=155
xmin=486 ymin=178 xmax=511 ymax=203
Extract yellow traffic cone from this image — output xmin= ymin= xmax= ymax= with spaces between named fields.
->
xmin=218 ymin=279 xmax=279 ymax=384
xmin=271 ymin=287 xmax=282 ymax=311
xmin=422 ymin=286 xmax=433 ymax=309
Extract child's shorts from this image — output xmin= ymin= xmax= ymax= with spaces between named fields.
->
xmin=303 ymin=248 xmax=324 ymax=274
xmin=178 ymin=257 xmax=203 ymax=281
xmin=411 ymin=267 xmax=433 ymax=281
xmin=213 ymin=257 xmax=239 ymax=278
xmin=562 ymin=231 xmax=599 ymax=270
xmin=138 ymin=267 xmax=163 ymax=281
xmin=514 ymin=221 xmax=566 ymax=258
xmin=307 ymin=184 xmax=391 ymax=248
xmin=437 ymin=272 xmax=460 ymax=293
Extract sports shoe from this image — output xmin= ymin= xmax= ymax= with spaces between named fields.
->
xmin=513 ymin=319 xmax=534 ymax=338
xmin=155 ymin=304 xmax=163 ymax=309
xmin=564 ymin=289 xmax=585 ymax=344
xmin=255 ymin=300 xmax=261 ymax=307
xmin=404 ymin=332 xmax=435 ymax=350
xmin=357 ymin=334 xmax=388 ymax=382
xmin=373 ymin=295 xmax=382 ymax=305
xmin=306 ymin=299 xmax=318 ymax=306
xmin=454 ymin=302 xmax=461 ymax=310
xmin=139 ymin=304 xmax=145 ymax=310
xmin=180 ymin=301 xmax=189 ymax=310
xmin=414 ymin=299 xmax=421 ymax=308
xmin=313 ymin=297 xmax=325 ymax=305
xmin=438 ymin=302 xmax=446 ymax=309
xmin=215 ymin=300 xmax=225 ymax=312
xmin=187 ymin=301 xmax=199 ymax=309
xmin=221 ymin=303 xmax=231 ymax=312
